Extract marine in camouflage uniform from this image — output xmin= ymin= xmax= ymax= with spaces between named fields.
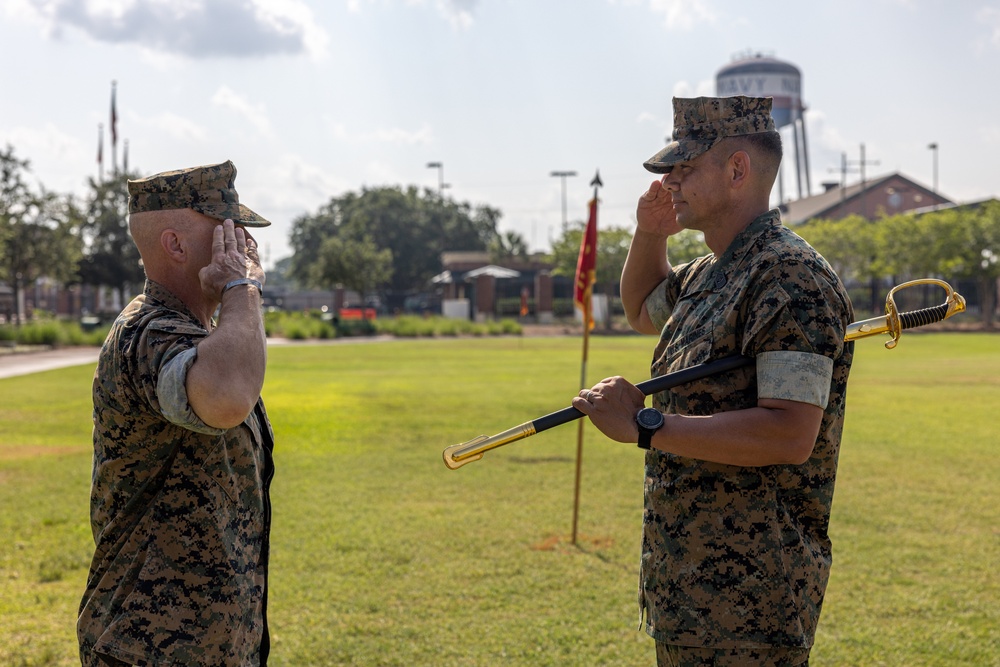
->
xmin=78 ymin=161 xmax=274 ymax=666
xmin=574 ymin=98 xmax=853 ymax=666
xmin=642 ymin=209 xmax=853 ymax=651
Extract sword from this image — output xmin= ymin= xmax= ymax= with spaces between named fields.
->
xmin=844 ymin=278 xmax=966 ymax=349
xmin=442 ymin=278 xmax=966 ymax=470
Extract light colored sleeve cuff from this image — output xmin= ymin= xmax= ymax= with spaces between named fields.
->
xmin=157 ymin=347 xmax=228 ymax=435
xmin=643 ymin=278 xmax=673 ymax=332
xmin=756 ymin=350 xmax=834 ymax=409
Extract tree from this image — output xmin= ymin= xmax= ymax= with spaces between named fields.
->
xmin=310 ymin=235 xmax=393 ymax=304
xmin=78 ymin=172 xmax=145 ymax=309
xmin=928 ymin=203 xmax=1000 ymax=328
xmin=796 ymin=204 xmax=1000 ymax=325
xmin=488 ymin=230 xmax=529 ymax=262
xmin=289 ymin=186 xmax=502 ymax=305
xmin=873 ymin=213 xmax=935 ymax=281
xmin=667 ymin=229 xmax=711 ymax=265
xmin=0 ymin=150 xmax=21 ymax=271
xmin=796 ymin=215 xmax=885 ymax=313
xmin=797 ymin=215 xmax=872 ymax=283
xmin=551 ymin=224 xmax=706 ymax=294
xmin=0 ymin=146 xmax=83 ymax=323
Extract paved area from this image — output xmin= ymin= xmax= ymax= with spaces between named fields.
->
xmin=0 ymin=346 xmax=100 ymax=379
xmin=0 ymin=337 xmax=393 ymax=380
xmin=0 ymin=326 xmax=576 ymax=380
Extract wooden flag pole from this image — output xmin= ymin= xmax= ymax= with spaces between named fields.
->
xmin=571 ymin=171 xmax=602 ymax=545
xmin=571 ymin=299 xmax=590 ymax=545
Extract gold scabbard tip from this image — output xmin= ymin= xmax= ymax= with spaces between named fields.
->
xmin=441 ymin=423 xmax=537 ymax=470
xmin=442 ymin=436 xmax=489 ymax=470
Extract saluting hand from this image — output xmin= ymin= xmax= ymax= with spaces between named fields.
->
xmin=199 ymin=219 xmax=267 ymax=302
xmin=636 ymin=178 xmax=683 ymax=238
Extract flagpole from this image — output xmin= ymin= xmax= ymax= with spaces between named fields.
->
xmin=572 ymin=294 xmax=590 ymax=545
xmin=97 ymin=123 xmax=104 ymax=182
xmin=110 ymin=80 xmax=118 ymax=175
xmin=571 ymin=170 xmax=602 ymax=545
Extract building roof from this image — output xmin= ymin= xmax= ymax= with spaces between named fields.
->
xmin=780 ymin=172 xmax=953 ymax=225
xmin=462 ymin=265 xmax=521 ymax=280
xmin=431 ymin=265 xmax=523 ymax=283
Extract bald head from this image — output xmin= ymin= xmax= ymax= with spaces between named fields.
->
xmin=129 ymin=208 xmax=215 ymax=279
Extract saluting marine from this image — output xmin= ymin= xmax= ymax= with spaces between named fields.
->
xmin=78 ymin=161 xmax=275 ymax=667
xmin=573 ymin=96 xmax=854 ymax=667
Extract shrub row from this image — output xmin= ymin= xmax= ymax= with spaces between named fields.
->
xmin=264 ymin=311 xmax=523 ymax=339
xmin=373 ymin=315 xmax=521 ymax=337
xmin=0 ymin=312 xmax=522 ymax=349
xmin=0 ymin=319 xmax=111 ymax=347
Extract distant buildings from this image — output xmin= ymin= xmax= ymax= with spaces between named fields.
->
xmin=781 ymin=172 xmax=952 ymax=225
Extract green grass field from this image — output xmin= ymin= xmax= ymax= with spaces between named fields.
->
xmin=1 ymin=334 xmax=997 ymax=666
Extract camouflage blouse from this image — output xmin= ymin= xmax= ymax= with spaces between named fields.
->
xmin=640 ymin=210 xmax=854 ymax=649
xmin=79 ymin=280 xmax=274 ymax=666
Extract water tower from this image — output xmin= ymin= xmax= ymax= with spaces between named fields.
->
xmin=716 ymin=52 xmax=811 ymax=202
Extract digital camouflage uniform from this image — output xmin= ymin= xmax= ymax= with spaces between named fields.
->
xmin=640 ymin=210 xmax=854 ymax=650
xmin=79 ymin=279 xmax=274 ymax=666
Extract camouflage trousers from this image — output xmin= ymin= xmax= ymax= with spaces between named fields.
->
xmin=656 ymin=642 xmax=810 ymax=667
xmin=92 ymin=657 xmax=132 ymax=667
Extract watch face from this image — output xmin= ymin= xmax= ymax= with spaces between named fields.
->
xmin=636 ymin=407 xmax=664 ymax=430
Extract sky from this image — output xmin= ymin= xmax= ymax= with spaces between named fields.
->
xmin=2 ymin=0 xmax=999 ymax=268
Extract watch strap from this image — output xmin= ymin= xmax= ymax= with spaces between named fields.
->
xmin=222 ymin=278 xmax=263 ymax=296
xmin=637 ymin=428 xmax=654 ymax=450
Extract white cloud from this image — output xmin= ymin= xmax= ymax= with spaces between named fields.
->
xmin=805 ymin=108 xmax=847 ymax=155
xmin=256 ymin=153 xmax=350 ymax=212
xmin=0 ymin=123 xmax=90 ymax=195
xmin=324 ymin=117 xmax=434 ymax=145
xmin=211 ymin=86 xmax=273 ymax=137
xmin=0 ymin=0 xmax=50 ymax=22
xmin=647 ymin=0 xmax=717 ymax=31
xmin=344 ymin=0 xmax=479 ymax=29
xmin=8 ymin=0 xmax=328 ymax=58
xmin=364 ymin=159 xmax=404 ymax=186
xmin=670 ymin=78 xmax=714 ymax=98
xmin=982 ymin=124 xmax=1000 ymax=145
xmin=5 ymin=122 xmax=80 ymax=159
xmin=437 ymin=0 xmax=476 ymax=29
xmin=976 ymin=6 xmax=1000 ymax=51
xmin=368 ymin=124 xmax=434 ymax=144
xmin=142 ymin=111 xmax=209 ymax=144
xmin=250 ymin=0 xmax=329 ymax=58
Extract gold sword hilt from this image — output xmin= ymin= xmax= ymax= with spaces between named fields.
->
xmin=845 ymin=278 xmax=966 ymax=349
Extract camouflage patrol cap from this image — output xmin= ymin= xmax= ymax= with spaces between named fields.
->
xmin=127 ymin=160 xmax=271 ymax=227
xmin=643 ymin=96 xmax=776 ymax=174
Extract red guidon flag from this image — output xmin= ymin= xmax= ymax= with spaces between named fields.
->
xmin=573 ymin=197 xmax=598 ymax=330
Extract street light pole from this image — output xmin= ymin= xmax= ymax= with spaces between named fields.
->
xmin=927 ymin=143 xmax=938 ymax=195
xmin=426 ymin=161 xmax=449 ymax=197
xmin=550 ymin=170 xmax=577 ymax=228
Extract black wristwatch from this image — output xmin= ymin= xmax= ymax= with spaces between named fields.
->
xmin=635 ymin=407 xmax=664 ymax=450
